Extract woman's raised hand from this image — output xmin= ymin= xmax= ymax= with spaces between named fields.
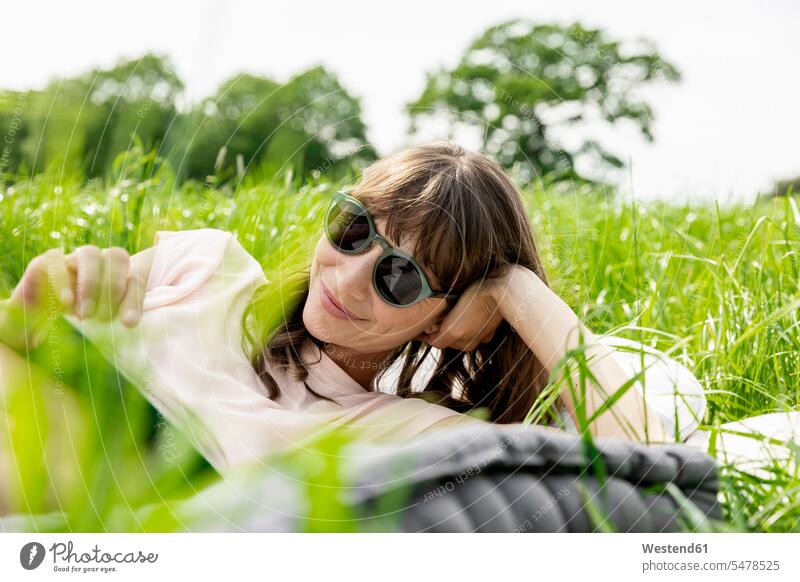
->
xmin=3 ymin=245 xmax=146 ymax=348
xmin=416 ymin=267 xmax=514 ymax=353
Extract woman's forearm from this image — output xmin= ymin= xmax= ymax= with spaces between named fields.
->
xmin=491 ymin=265 xmax=670 ymax=443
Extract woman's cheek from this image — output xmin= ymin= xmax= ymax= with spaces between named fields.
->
xmin=311 ymin=245 xmax=338 ymax=282
xmin=309 ymin=258 xmax=318 ymax=281
xmin=375 ymin=304 xmax=422 ymax=338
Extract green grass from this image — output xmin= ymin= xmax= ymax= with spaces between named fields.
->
xmin=1 ymin=145 xmax=799 ymax=531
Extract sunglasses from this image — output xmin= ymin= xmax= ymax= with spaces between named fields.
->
xmin=324 ymin=190 xmax=460 ymax=308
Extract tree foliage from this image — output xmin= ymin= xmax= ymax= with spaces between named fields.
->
xmin=407 ymin=19 xmax=681 ymax=184
xmin=183 ymin=66 xmax=376 ymax=184
xmin=0 ymin=54 xmax=376 ymax=185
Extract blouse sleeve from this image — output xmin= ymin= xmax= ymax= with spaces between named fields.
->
xmin=143 ymin=228 xmax=236 ymax=309
xmin=597 ymin=335 xmax=707 ymax=441
xmin=552 ymin=335 xmax=707 ymax=442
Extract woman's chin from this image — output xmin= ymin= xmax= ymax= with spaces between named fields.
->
xmin=302 ymin=303 xmax=336 ymax=343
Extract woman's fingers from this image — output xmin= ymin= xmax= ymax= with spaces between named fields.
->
xmin=6 ymin=249 xmax=74 ymax=348
xmin=95 ymin=247 xmax=131 ymax=322
xmin=480 ymin=325 xmax=497 ymax=344
xmin=43 ymin=249 xmax=75 ymax=309
xmin=65 ymin=246 xmax=132 ymax=322
xmin=422 ymin=276 xmax=508 ymax=353
xmin=8 ymin=245 xmax=141 ymax=338
xmin=49 ymin=251 xmax=75 ymax=309
xmin=117 ymin=271 xmax=147 ymax=327
xmin=11 ymin=248 xmax=74 ymax=311
xmin=66 ymin=245 xmax=103 ymax=318
xmin=427 ymin=304 xmax=501 ymax=352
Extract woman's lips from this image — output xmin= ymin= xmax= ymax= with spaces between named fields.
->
xmin=320 ymin=282 xmax=364 ymax=321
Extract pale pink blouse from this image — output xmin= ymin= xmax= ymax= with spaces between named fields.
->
xmin=64 ymin=228 xmax=480 ymax=475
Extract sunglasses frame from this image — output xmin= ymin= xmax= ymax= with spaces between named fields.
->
xmin=324 ymin=190 xmax=461 ymax=308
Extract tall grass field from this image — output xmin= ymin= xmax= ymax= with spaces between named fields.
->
xmin=1 ymin=146 xmax=799 ymax=532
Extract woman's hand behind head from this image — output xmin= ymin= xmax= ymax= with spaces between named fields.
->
xmin=416 ymin=269 xmax=511 ymax=353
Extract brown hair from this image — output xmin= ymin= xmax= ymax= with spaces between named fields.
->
xmin=243 ymin=140 xmax=554 ymax=423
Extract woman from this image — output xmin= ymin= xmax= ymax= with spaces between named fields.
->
xmin=0 ymin=141 xmax=795 ymax=478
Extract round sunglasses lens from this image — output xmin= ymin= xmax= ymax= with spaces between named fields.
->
xmin=375 ymin=255 xmax=424 ymax=306
xmin=327 ymin=199 xmax=371 ymax=251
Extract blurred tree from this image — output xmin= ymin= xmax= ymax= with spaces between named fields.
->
xmin=0 ymin=55 xmax=375 ymax=186
xmin=0 ymin=91 xmax=30 ymax=179
xmin=78 ymin=53 xmax=184 ymax=177
xmin=771 ymin=175 xmax=800 ymax=196
xmin=183 ymin=65 xmax=376 ymax=184
xmin=0 ymin=53 xmax=183 ymax=180
xmin=407 ymin=19 xmax=681 ymax=185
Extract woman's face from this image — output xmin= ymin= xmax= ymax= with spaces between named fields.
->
xmin=303 ymin=216 xmax=449 ymax=353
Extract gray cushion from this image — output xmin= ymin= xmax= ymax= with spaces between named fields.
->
xmin=345 ymin=423 xmax=721 ymax=532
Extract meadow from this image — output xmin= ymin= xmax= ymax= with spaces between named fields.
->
xmin=1 ymin=145 xmax=799 ymax=532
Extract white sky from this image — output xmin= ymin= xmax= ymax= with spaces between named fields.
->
xmin=2 ymin=0 xmax=798 ymax=202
